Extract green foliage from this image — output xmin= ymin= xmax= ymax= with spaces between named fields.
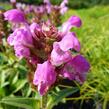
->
xmin=47 ymin=87 xmax=79 ymax=109
xmin=16 ymin=0 xmax=109 ymax=8
xmin=1 ymin=0 xmax=109 ymax=9
xmin=0 ymin=39 xmax=37 ymax=109
xmin=62 ymin=5 xmax=109 ymax=108
xmin=0 ymin=2 xmax=12 ymax=10
xmin=0 ymin=97 xmax=40 ymax=109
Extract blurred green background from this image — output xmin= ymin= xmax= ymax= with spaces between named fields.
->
xmin=0 ymin=0 xmax=109 ymax=109
xmin=1 ymin=0 xmax=109 ymax=8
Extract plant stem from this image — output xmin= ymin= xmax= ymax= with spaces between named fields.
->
xmin=40 ymin=95 xmax=48 ymax=109
xmin=103 ymin=97 xmax=107 ymax=109
xmin=40 ymin=96 xmax=43 ymax=109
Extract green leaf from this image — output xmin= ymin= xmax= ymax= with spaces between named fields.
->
xmin=0 ymin=71 xmax=6 ymax=88
xmin=47 ymin=87 xmax=79 ymax=109
xmin=9 ymin=72 xmax=18 ymax=85
xmin=22 ymin=84 xmax=32 ymax=97
xmin=11 ymin=79 xmax=27 ymax=93
xmin=0 ymin=97 xmax=40 ymax=109
xmin=0 ymin=87 xmax=5 ymax=97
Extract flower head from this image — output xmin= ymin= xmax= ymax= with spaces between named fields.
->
xmin=6 ymin=11 xmax=90 ymax=95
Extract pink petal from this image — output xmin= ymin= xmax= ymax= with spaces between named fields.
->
xmin=4 ymin=9 xmax=26 ymax=23
xmin=33 ymin=61 xmax=56 ymax=95
xmin=51 ymin=42 xmax=72 ymax=66
xmin=62 ymin=16 xmax=82 ymax=33
xmin=58 ymin=32 xmax=81 ymax=52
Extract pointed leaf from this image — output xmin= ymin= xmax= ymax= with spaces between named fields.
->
xmin=47 ymin=87 xmax=79 ymax=109
xmin=0 ymin=97 xmax=40 ymax=109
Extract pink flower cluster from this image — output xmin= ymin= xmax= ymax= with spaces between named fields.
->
xmin=11 ymin=0 xmax=69 ymax=25
xmin=15 ymin=0 xmax=68 ymax=15
xmin=4 ymin=9 xmax=90 ymax=96
xmin=43 ymin=0 xmax=68 ymax=15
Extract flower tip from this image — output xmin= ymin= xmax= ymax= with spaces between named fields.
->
xmin=4 ymin=9 xmax=26 ymax=23
xmin=69 ymin=16 xmax=82 ymax=27
xmin=73 ymin=55 xmax=90 ymax=73
xmin=10 ymin=0 xmax=16 ymax=3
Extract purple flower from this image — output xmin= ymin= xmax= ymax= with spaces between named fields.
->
xmin=60 ymin=6 xmax=68 ymax=15
xmin=8 ymin=27 xmax=33 ymax=46
xmin=61 ymin=55 xmax=90 ymax=83
xmin=7 ymin=29 xmax=17 ymax=46
xmin=7 ymin=27 xmax=33 ymax=58
xmin=30 ymin=23 xmax=45 ymax=41
xmin=45 ymin=3 xmax=51 ymax=14
xmin=33 ymin=61 xmax=56 ymax=95
xmin=34 ymin=6 xmax=45 ymax=14
xmin=14 ymin=44 xmax=30 ymax=58
xmin=58 ymin=32 xmax=80 ymax=52
xmin=4 ymin=9 xmax=26 ymax=23
xmin=43 ymin=0 xmax=51 ymax=4
xmin=16 ymin=3 xmax=26 ymax=10
xmin=50 ymin=32 xmax=80 ymax=66
xmin=62 ymin=16 xmax=82 ymax=34
xmin=60 ymin=0 xmax=68 ymax=7
xmin=43 ymin=0 xmax=51 ymax=14
xmin=60 ymin=0 xmax=68 ymax=15
xmin=10 ymin=0 xmax=16 ymax=3
xmin=6 ymin=14 xmax=90 ymax=95
xmin=51 ymin=42 xmax=72 ymax=66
